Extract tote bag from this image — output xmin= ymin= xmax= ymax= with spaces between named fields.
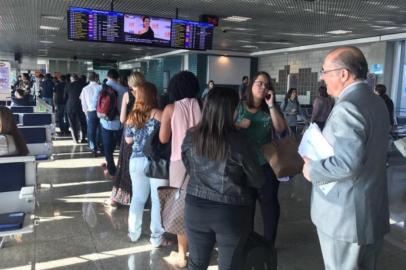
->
xmin=157 ymin=161 xmax=188 ymax=234
xmin=261 ymin=135 xmax=303 ymax=178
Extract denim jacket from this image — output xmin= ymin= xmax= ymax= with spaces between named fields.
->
xmin=181 ymin=130 xmax=265 ymax=205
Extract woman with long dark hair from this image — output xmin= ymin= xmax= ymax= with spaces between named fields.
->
xmin=311 ymin=86 xmax=334 ymax=130
xmin=281 ymin=87 xmax=306 ymax=134
xmin=182 ymin=87 xmax=264 ymax=270
xmin=0 ymin=107 xmax=29 ymax=156
xmin=235 ymin=71 xmax=286 ymax=247
xmin=159 ymin=71 xmax=202 ymax=268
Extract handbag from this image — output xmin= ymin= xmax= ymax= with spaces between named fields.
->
xmin=157 ymin=163 xmax=188 ymax=234
xmin=144 ymin=158 xmax=169 ymax=179
xmin=143 ymin=127 xmax=170 ymax=180
xmin=261 ymin=134 xmax=304 ymax=178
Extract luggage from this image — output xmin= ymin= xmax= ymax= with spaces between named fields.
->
xmin=0 ymin=212 xmax=25 ymax=232
xmin=242 ymin=232 xmax=277 ymax=270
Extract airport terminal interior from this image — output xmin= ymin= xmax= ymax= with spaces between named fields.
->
xmin=1 ymin=0 xmax=406 ymax=269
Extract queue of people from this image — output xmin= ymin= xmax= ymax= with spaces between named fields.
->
xmin=2 ymin=45 xmax=396 ymax=270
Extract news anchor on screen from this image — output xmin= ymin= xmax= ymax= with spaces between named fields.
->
xmin=138 ymin=16 xmax=155 ymax=39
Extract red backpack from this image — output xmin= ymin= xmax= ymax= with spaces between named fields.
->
xmin=96 ymin=84 xmax=118 ymax=120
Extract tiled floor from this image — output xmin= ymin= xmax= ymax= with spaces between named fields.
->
xmin=0 ymin=138 xmax=406 ymax=270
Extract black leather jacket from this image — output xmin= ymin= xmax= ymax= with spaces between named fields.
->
xmin=181 ymin=130 xmax=265 ymax=206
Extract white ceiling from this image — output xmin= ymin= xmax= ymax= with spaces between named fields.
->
xmin=1 ymin=0 xmax=406 ymax=61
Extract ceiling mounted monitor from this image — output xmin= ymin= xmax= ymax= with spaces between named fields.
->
xmin=67 ymin=7 xmax=214 ymax=51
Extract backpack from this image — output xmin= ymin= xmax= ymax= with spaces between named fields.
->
xmin=96 ymin=84 xmax=118 ymax=120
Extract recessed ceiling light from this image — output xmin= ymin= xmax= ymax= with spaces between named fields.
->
xmin=241 ymin=45 xmax=258 ymax=48
xmin=40 ymin=25 xmax=60 ymax=31
xmin=223 ymin=16 xmax=252 ymax=22
xmin=40 ymin=40 xmax=54 ymax=44
xmin=326 ymin=30 xmax=352 ymax=34
xmin=41 ymin=15 xmax=64 ymax=20
xmin=257 ymin=41 xmax=291 ymax=45
xmin=379 ymin=26 xmax=399 ymax=30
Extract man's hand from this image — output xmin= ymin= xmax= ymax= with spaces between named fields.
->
xmin=302 ymin=156 xmax=311 ymax=182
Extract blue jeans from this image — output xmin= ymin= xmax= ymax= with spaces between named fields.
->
xmin=86 ymin=111 xmax=100 ymax=152
xmin=128 ymin=157 xmax=168 ymax=247
xmin=101 ymin=127 xmax=123 ymax=176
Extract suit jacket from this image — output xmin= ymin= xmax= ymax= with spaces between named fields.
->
xmin=308 ymin=81 xmax=390 ymax=245
xmin=64 ymin=81 xmax=83 ymax=113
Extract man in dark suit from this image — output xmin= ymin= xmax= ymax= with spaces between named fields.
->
xmin=64 ymin=74 xmax=87 ymax=143
xmin=302 ymin=46 xmax=390 ymax=270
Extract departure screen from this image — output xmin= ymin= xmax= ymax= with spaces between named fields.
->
xmin=171 ymin=19 xmax=214 ymax=50
xmin=68 ymin=7 xmax=214 ymax=50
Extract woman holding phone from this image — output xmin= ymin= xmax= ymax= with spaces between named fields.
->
xmin=235 ymin=71 xmax=286 ymax=247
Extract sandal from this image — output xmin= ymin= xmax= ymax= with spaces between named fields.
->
xmin=165 ymin=251 xmax=187 ymax=268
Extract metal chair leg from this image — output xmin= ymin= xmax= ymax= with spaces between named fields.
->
xmin=0 ymin=237 xmax=5 ymax=249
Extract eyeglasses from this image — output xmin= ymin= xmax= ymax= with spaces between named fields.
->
xmin=254 ymin=80 xmax=268 ymax=87
xmin=320 ymin=67 xmax=345 ymax=75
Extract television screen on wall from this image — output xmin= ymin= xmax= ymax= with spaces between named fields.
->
xmin=67 ymin=7 xmax=213 ymax=50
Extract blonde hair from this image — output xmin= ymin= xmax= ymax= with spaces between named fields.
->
xmin=127 ymin=71 xmax=145 ymax=89
xmin=126 ymin=82 xmax=158 ymax=129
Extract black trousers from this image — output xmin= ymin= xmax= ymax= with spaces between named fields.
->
xmin=185 ymin=195 xmax=252 ymax=270
xmin=67 ymin=111 xmax=87 ymax=142
xmin=258 ymin=164 xmax=280 ymax=246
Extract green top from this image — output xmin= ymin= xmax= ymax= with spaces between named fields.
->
xmin=236 ymin=103 xmax=272 ymax=165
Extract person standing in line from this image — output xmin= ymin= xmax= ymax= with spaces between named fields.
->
xmin=64 ymin=74 xmax=87 ymax=143
xmin=98 ymin=69 xmax=128 ymax=179
xmin=239 ymin=75 xmax=249 ymax=101
xmin=159 ymin=71 xmax=202 ymax=268
xmin=125 ymin=82 xmax=170 ymax=247
xmin=80 ymin=72 xmax=102 ymax=156
xmin=234 ymin=71 xmax=286 ymax=247
xmin=302 ymin=46 xmax=390 ymax=270
xmin=311 ymin=85 xmax=334 ymax=130
xmin=105 ymin=71 xmax=145 ymax=207
xmin=41 ymin=73 xmax=55 ymax=106
xmin=281 ymin=87 xmax=306 ymax=134
xmin=374 ymin=84 xmax=395 ymax=128
xmin=182 ymin=87 xmax=264 ymax=270
xmin=54 ymin=75 xmax=70 ymax=136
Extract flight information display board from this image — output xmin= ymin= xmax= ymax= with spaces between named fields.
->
xmin=67 ymin=7 xmax=214 ymax=50
xmin=171 ymin=19 xmax=214 ymax=50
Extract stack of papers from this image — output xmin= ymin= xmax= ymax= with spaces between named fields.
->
xmin=298 ymin=123 xmax=335 ymax=195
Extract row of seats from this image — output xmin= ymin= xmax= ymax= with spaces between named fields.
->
xmin=0 ymin=99 xmax=54 ymax=248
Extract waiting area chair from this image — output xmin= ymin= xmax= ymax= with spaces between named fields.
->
xmin=0 ymin=156 xmax=36 ymax=248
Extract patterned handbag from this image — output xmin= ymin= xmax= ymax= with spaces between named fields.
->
xmin=157 ymin=173 xmax=188 ymax=235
